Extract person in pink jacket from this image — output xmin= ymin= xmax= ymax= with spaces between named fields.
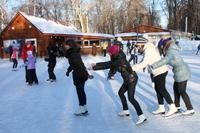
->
xmin=11 ymin=48 xmax=18 ymax=71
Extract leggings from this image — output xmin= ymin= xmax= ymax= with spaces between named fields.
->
xmin=75 ymin=82 xmax=86 ymax=106
xmin=173 ymin=81 xmax=193 ymax=110
xmin=118 ymin=77 xmax=143 ymax=116
xmin=154 ymin=72 xmax=173 ymax=104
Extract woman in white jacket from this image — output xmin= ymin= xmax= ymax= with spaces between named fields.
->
xmin=132 ymin=42 xmax=177 ymax=117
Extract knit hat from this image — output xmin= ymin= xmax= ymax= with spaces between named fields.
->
xmin=158 ymin=38 xmax=172 ymax=49
xmin=107 ymin=45 xmax=120 ymax=56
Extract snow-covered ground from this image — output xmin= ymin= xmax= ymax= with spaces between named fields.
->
xmin=0 ymin=49 xmax=200 ymax=133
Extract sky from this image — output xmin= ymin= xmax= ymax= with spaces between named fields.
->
xmin=0 ymin=41 xmax=200 ymax=133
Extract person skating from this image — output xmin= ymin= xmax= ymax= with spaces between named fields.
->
xmin=89 ymin=45 xmax=147 ymax=125
xmin=25 ymin=51 xmax=38 ymax=85
xmin=64 ymin=39 xmax=92 ymax=115
xmin=21 ymin=41 xmax=35 ymax=83
xmin=45 ymin=42 xmax=57 ymax=82
xmin=11 ymin=47 xmax=18 ymax=71
xmin=150 ymin=39 xmax=194 ymax=115
xmin=132 ymin=42 xmax=177 ymax=117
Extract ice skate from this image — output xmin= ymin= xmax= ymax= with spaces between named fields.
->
xmin=118 ymin=110 xmax=130 ymax=117
xmin=182 ymin=109 xmax=195 ymax=116
xmin=74 ymin=106 xmax=88 ymax=116
xmin=136 ymin=114 xmax=147 ymax=125
xmin=152 ymin=105 xmax=165 ymax=115
xmin=164 ymin=104 xmax=177 ymax=117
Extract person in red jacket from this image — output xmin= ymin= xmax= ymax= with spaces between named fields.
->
xmin=21 ymin=41 xmax=35 ymax=83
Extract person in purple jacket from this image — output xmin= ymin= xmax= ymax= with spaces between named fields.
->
xmin=25 ymin=51 xmax=38 ymax=85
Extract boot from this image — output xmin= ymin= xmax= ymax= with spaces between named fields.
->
xmin=74 ymin=106 xmax=87 ymax=115
xmin=118 ymin=110 xmax=130 ymax=117
xmin=164 ymin=104 xmax=177 ymax=117
xmin=83 ymin=105 xmax=88 ymax=113
xmin=182 ymin=109 xmax=195 ymax=115
xmin=136 ymin=114 xmax=147 ymax=125
xmin=152 ymin=105 xmax=165 ymax=115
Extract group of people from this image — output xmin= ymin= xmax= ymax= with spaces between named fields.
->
xmin=9 ymin=38 xmax=194 ymax=125
xmin=87 ymin=37 xmax=194 ymax=125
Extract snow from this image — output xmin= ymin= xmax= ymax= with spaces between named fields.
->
xmin=115 ymin=32 xmax=142 ymax=37
xmin=20 ymin=12 xmax=81 ymax=34
xmin=0 ymin=48 xmax=200 ymax=133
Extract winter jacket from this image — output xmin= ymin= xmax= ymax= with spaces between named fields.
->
xmin=132 ymin=43 xmax=168 ymax=77
xmin=21 ymin=45 xmax=35 ymax=62
xmin=47 ymin=45 xmax=57 ymax=67
xmin=93 ymin=50 xmax=137 ymax=84
xmin=26 ymin=55 xmax=36 ymax=70
xmin=65 ymin=46 xmax=89 ymax=85
xmin=11 ymin=49 xmax=18 ymax=59
xmin=151 ymin=43 xmax=190 ymax=82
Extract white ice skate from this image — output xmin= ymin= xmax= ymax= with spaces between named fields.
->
xmin=74 ymin=106 xmax=88 ymax=116
xmin=152 ymin=105 xmax=165 ymax=115
xmin=164 ymin=104 xmax=177 ymax=117
xmin=182 ymin=109 xmax=195 ymax=115
xmin=118 ymin=110 xmax=130 ymax=117
xmin=136 ymin=114 xmax=147 ymax=125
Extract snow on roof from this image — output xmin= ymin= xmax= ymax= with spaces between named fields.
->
xmin=78 ymin=33 xmax=114 ymax=38
xmin=20 ymin=12 xmax=81 ymax=35
xmin=143 ymin=32 xmax=170 ymax=35
xmin=115 ymin=32 xmax=142 ymax=37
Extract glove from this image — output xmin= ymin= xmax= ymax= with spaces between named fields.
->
xmin=66 ymin=71 xmax=69 ymax=76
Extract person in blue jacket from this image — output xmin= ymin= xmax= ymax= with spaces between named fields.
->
xmin=149 ymin=39 xmax=194 ymax=115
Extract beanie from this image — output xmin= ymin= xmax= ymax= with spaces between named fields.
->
xmin=158 ymin=38 xmax=172 ymax=49
xmin=107 ymin=45 xmax=120 ymax=55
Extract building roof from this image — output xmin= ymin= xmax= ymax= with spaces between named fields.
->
xmin=129 ymin=24 xmax=169 ymax=33
xmin=19 ymin=12 xmax=81 ymax=35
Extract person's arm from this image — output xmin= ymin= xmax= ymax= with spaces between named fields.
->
xmin=151 ymin=55 xmax=170 ymax=69
xmin=92 ymin=61 xmax=111 ymax=70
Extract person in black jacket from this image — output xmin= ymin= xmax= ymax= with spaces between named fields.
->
xmin=64 ymin=39 xmax=92 ymax=115
xmin=89 ymin=45 xmax=146 ymax=125
xmin=45 ymin=42 xmax=57 ymax=82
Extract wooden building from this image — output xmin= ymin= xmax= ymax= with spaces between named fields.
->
xmin=0 ymin=12 xmax=114 ymax=58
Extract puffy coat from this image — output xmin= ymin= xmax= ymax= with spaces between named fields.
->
xmin=151 ymin=42 xmax=190 ymax=82
xmin=26 ymin=55 xmax=36 ymax=70
xmin=93 ymin=50 xmax=137 ymax=84
xmin=47 ymin=44 xmax=57 ymax=67
xmin=65 ymin=46 xmax=89 ymax=85
xmin=21 ymin=44 xmax=35 ymax=62
xmin=132 ymin=42 xmax=168 ymax=77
